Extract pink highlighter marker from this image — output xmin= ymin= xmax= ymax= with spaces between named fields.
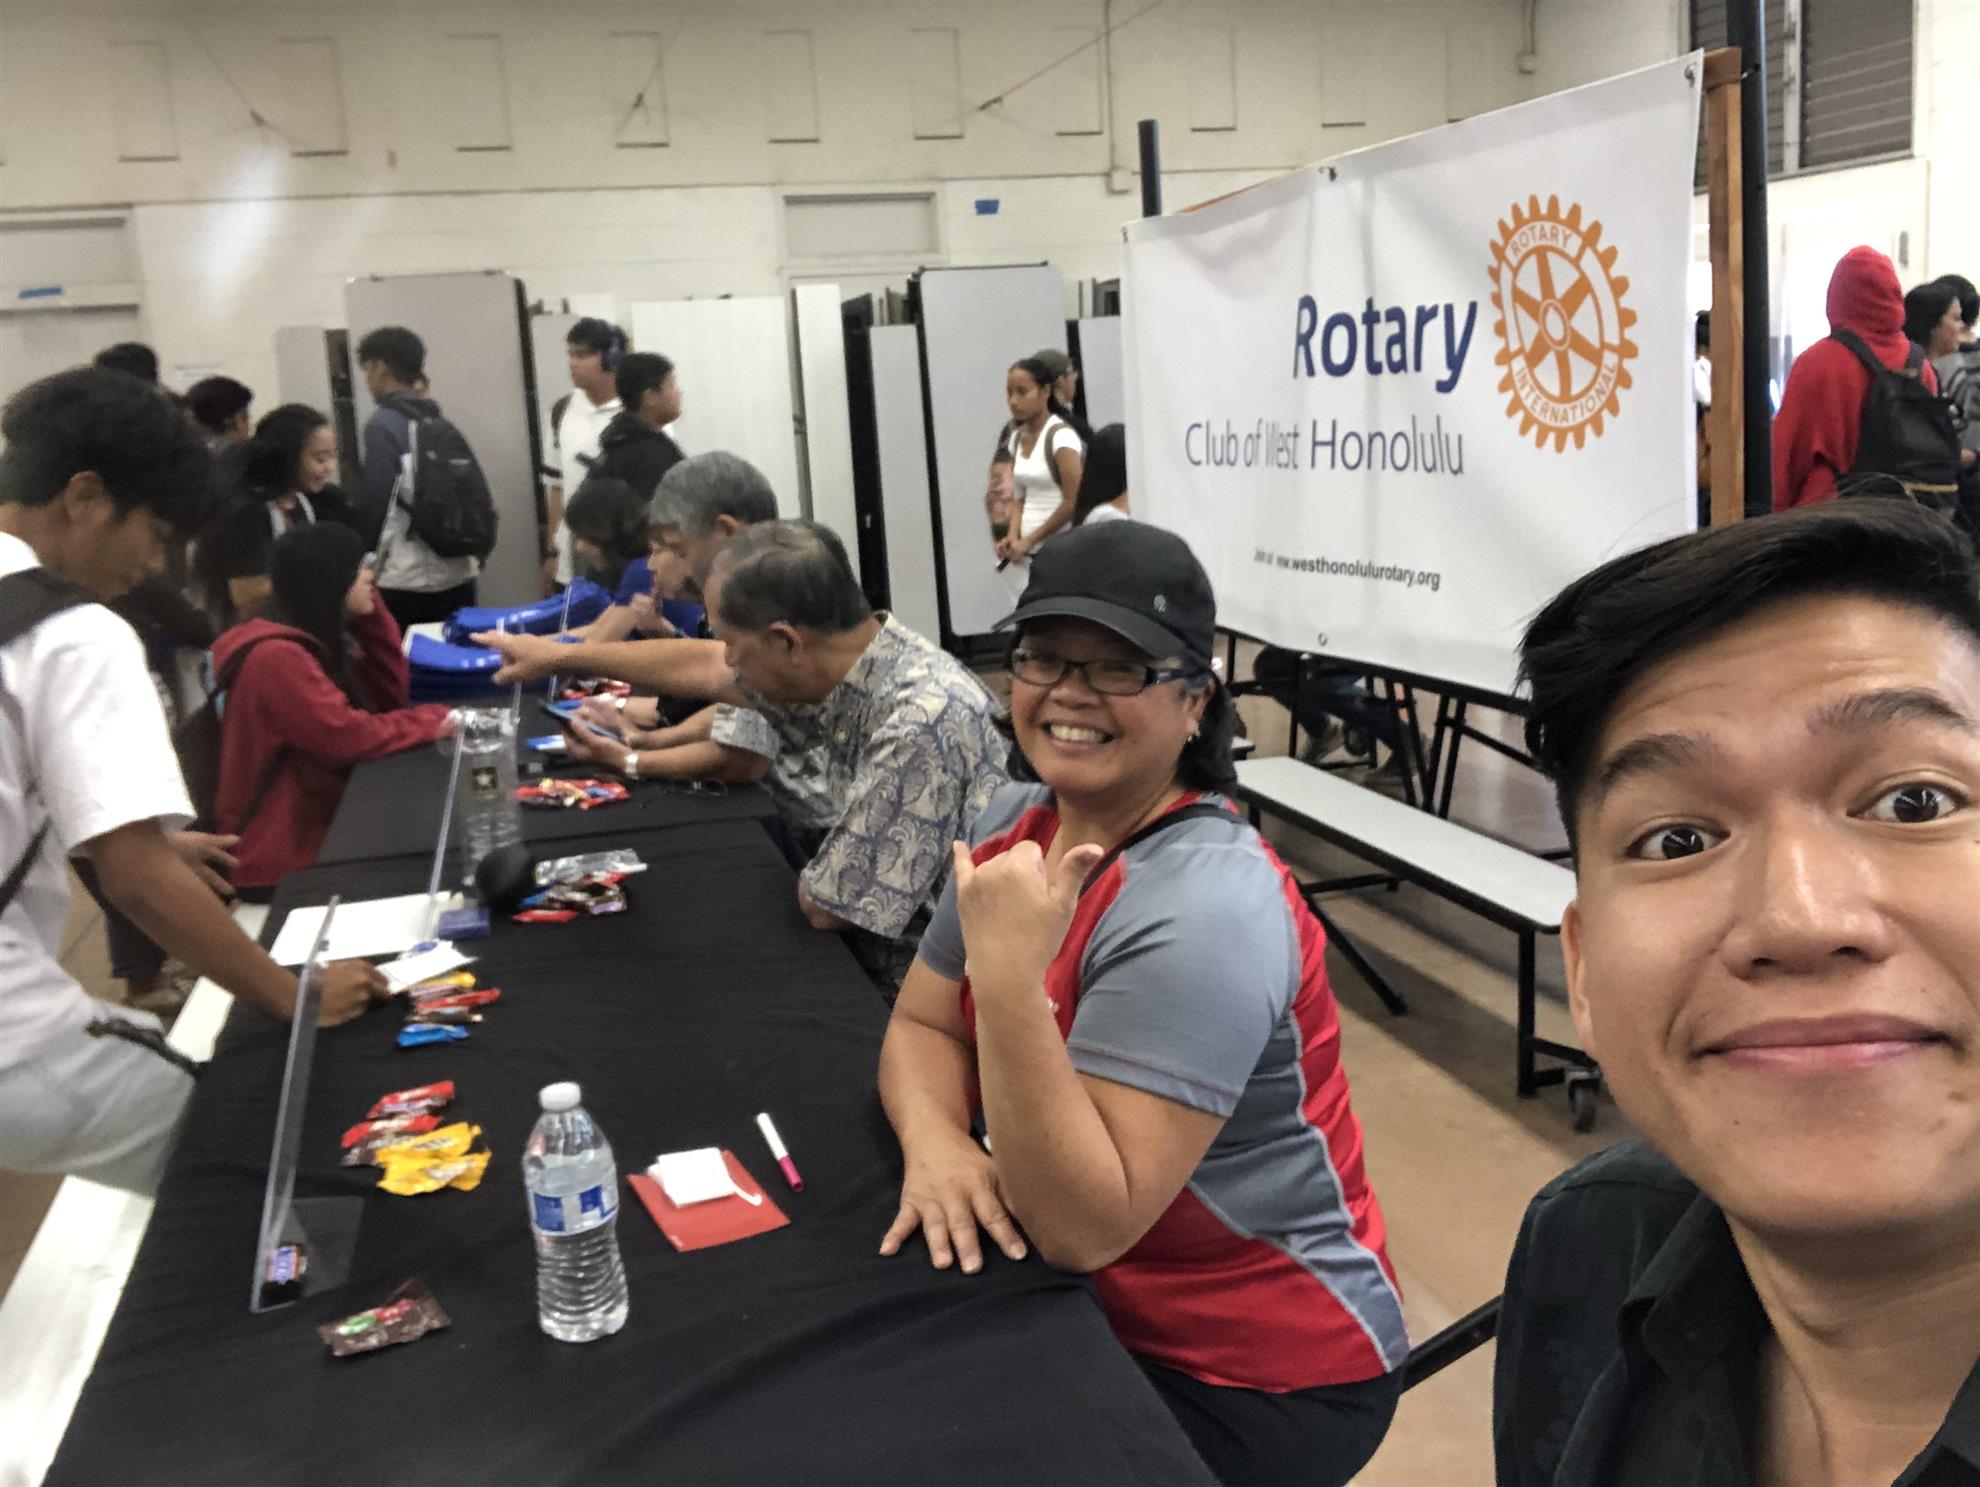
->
xmin=756 ymin=1111 xmax=803 ymax=1192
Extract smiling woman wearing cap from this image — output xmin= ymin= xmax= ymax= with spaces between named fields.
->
xmin=877 ymin=521 xmax=1405 ymax=1487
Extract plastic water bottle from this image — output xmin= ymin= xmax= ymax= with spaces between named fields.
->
xmin=523 ymin=1082 xmax=629 ymax=1342
xmin=456 ymin=706 xmax=522 ymax=877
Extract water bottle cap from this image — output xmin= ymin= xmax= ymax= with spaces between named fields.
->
xmin=539 ymin=1081 xmax=581 ymax=1112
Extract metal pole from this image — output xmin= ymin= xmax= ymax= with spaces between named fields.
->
xmin=1137 ymin=118 xmax=1162 ymax=218
xmin=1726 ymin=0 xmax=1773 ymax=516
xmin=422 ymin=728 xmax=467 ymax=941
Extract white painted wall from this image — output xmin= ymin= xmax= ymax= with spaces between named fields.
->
xmin=0 ymin=0 xmax=1685 ymax=395
xmin=1921 ymin=0 xmax=1980 ymax=284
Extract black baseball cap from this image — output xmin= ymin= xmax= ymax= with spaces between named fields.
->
xmin=1000 ymin=522 xmax=1217 ymax=668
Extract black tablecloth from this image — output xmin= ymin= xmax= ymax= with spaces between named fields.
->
xmin=46 ymin=820 xmax=1212 ymax=1487
xmin=315 ymin=742 xmax=777 ymax=866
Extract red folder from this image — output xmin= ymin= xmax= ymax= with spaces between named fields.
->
xmin=626 ymin=1149 xmax=789 ymax=1252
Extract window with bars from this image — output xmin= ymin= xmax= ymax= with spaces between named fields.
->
xmin=1690 ymin=0 xmax=1912 ymax=185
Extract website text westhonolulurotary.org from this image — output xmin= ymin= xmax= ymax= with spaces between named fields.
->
xmin=1251 ymin=547 xmax=1443 ymax=595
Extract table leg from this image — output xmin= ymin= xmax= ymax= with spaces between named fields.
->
xmin=1516 ymin=929 xmax=1537 ymax=1097
xmin=1288 ymin=655 xmax=1304 ymax=761
xmin=1312 ymin=901 xmax=1410 ymax=1017
xmin=1437 ymin=700 xmax=1468 ymax=819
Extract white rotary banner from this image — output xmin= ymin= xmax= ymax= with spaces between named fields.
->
xmin=1124 ymin=57 xmax=1703 ymax=699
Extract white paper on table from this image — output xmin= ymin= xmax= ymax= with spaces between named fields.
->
xmin=380 ymin=943 xmax=473 ymax=992
xmin=266 ymin=892 xmax=466 ymax=966
xmin=651 ymin=1148 xmax=763 ymax=1207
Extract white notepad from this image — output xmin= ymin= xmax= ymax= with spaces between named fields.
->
xmin=266 ymin=892 xmax=465 ymax=966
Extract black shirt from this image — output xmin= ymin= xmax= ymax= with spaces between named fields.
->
xmin=590 ymin=411 xmax=684 ymax=503
xmin=1495 ymin=1140 xmax=1980 ymax=1486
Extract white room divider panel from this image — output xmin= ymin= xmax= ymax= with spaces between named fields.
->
xmin=915 ymin=264 xmax=1067 ymax=639
xmin=793 ymin=283 xmax=860 ymax=580
xmin=629 ymin=296 xmax=804 ymax=522
xmin=869 ymin=324 xmax=942 ymax=640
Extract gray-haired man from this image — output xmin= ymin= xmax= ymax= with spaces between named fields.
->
xmin=480 ymin=499 xmax=1009 ymax=991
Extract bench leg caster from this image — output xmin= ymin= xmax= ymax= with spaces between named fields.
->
xmin=1566 ymin=1071 xmax=1602 ymax=1132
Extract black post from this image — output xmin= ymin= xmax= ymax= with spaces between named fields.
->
xmin=1137 ymin=118 xmax=1162 ymax=218
xmin=1727 ymin=0 xmax=1773 ymax=516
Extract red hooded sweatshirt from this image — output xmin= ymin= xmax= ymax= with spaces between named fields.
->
xmin=211 ymin=600 xmax=451 ymax=889
xmin=1773 ymin=245 xmax=1940 ymax=511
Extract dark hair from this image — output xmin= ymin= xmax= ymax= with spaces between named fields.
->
xmin=1904 ymin=281 xmax=1960 ymax=348
xmin=242 ymin=403 xmax=330 ymax=494
xmin=990 ymin=447 xmax=1015 ymax=467
xmin=564 ymin=476 xmax=651 ymax=585
xmin=1520 ymin=501 xmax=1980 ymax=854
xmin=268 ymin=521 xmax=368 ymax=705
xmin=0 ymin=367 xmax=213 ymax=535
xmin=186 ymin=375 xmax=253 ymax=434
xmin=1935 ymin=274 xmax=1978 ymax=331
xmin=1010 ymin=357 xmax=1093 ymax=444
xmin=94 ymin=342 xmax=160 ymax=383
xmin=994 ymin=636 xmax=1237 ymax=793
xmin=1694 ymin=311 xmax=1710 ymax=352
xmin=567 ymin=318 xmax=624 ymax=358
xmin=355 ymin=325 xmax=424 ymax=384
xmin=615 ymin=351 xmax=675 ymax=411
xmin=711 ymin=519 xmax=871 ymax=634
xmin=1075 ymin=424 xmax=1128 ymax=524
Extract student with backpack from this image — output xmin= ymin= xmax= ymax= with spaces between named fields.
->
xmin=1773 ymin=246 xmax=1958 ymax=511
xmin=212 ymin=523 xmax=454 ymax=893
xmin=354 ymin=325 xmax=497 ymax=628
xmin=0 ymin=368 xmax=388 ymax=1193
xmin=199 ymin=402 xmax=355 ymax=623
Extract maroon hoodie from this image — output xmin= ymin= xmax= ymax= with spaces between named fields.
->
xmin=1773 ymin=245 xmax=1941 ymax=510
xmin=211 ymin=601 xmax=451 ymax=889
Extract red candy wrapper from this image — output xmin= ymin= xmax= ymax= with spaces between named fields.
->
xmin=514 ymin=778 xmax=630 ymax=811
xmin=340 ymin=1113 xmax=441 ymax=1150
xmin=364 ymin=1080 xmax=456 ymax=1120
xmin=408 ymin=988 xmax=502 ymax=1010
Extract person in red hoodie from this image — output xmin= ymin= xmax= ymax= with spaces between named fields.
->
xmin=1773 ymin=245 xmax=1942 ymax=511
xmin=213 ymin=522 xmax=452 ymax=892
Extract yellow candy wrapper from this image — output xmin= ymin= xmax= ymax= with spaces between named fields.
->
xmin=373 ymin=1121 xmax=479 ymax=1164
xmin=405 ymin=971 xmax=477 ymax=1000
xmin=377 ymin=1148 xmax=491 ymax=1196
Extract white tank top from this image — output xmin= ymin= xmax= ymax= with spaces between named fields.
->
xmin=1005 ymin=415 xmax=1081 ymax=540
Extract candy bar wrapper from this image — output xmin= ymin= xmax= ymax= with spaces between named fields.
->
xmin=405 ymin=1006 xmax=482 ymax=1026
xmin=401 ymin=970 xmax=476 ymax=999
xmin=514 ymin=778 xmax=630 ymax=811
xmin=514 ymin=875 xmax=628 ymax=922
xmin=396 ymin=1023 xmax=470 ymax=1049
xmin=364 ymin=1081 xmax=455 ymax=1120
xmin=535 ymin=849 xmax=646 ymax=886
xmin=340 ymin=1114 xmax=441 ymax=1150
xmin=408 ymin=987 xmax=501 ymax=1010
xmin=319 ymin=1280 xmax=450 ymax=1357
xmin=374 ymin=1122 xmax=479 ymax=1163
xmin=376 ymin=1148 xmax=491 ymax=1196
xmin=344 ymin=1119 xmax=477 ymax=1168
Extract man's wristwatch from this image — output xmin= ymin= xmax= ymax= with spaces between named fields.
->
xmin=621 ymin=747 xmax=640 ymax=781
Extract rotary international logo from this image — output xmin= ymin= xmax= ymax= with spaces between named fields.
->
xmin=1488 ymin=194 xmax=1638 ymax=451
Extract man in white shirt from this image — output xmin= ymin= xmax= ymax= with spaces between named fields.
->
xmin=0 ymin=369 xmax=387 ymax=1194
xmin=549 ymin=318 xmax=626 ymax=589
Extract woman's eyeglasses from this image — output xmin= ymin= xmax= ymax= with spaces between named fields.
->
xmin=1009 ymin=647 xmax=1200 ymax=697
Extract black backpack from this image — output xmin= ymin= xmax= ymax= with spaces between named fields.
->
xmin=1832 ymin=329 xmax=1963 ymax=506
xmin=383 ymin=394 xmax=499 ymax=561
xmin=0 ymin=568 xmax=94 ymax=917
